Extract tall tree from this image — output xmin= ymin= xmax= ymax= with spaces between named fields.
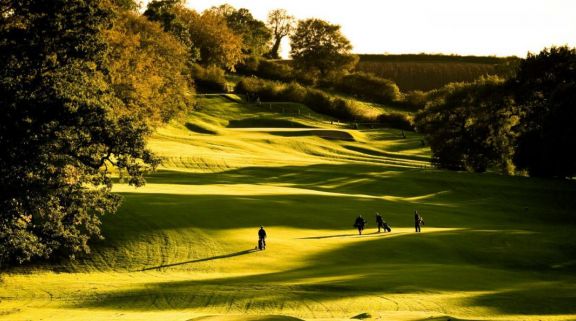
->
xmin=213 ymin=6 xmax=271 ymax=56
xmin=415 ymin=77 xmax=518 ymax=173
xmin=511 ymin=46 xmax=576 ymax=178
xmin=290 ymin=18 xmax=358 ymax=76
xmin=185 ymin=9 xmax=244 ymax=70
xmin=0 ymin=0 xmax=157 ymax=265
xmin=266 ymin=9 xmax=294 ymax=59
xmin=143 ymin=0 xmax=192 ymax=47
xmin=145 ymin=1 xmax=244 ymax=70
xmin=105 ymin=10 xmax=194 ymax=125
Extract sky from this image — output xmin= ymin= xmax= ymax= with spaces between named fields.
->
xmin=148 ymin=0 xmax=576 ymax=58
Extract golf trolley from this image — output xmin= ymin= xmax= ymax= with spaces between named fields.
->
xmin=258 ymin=238 xmax=266 ymax=250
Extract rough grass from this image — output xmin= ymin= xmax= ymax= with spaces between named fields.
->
xmin=355 ymin=54 xmax=518 ymax=91
xmin=1 ymin=96 xmax=575 ymax=321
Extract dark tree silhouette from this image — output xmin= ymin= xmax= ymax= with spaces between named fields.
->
xmin=511 ymin=46 xmax=576 ymax=178
xmin=290 ymin=18 xmax=358 ymax=76
xmin=0 ymin=0 xmax=158 ymax=265
xmin=415 ymin=77 xmax=517 ymax=173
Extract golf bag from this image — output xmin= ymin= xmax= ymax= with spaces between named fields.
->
xmin=258 ymin=238 xmax=266 ymax=250
xmin=383 ymin=222 xmax=392 ymax=232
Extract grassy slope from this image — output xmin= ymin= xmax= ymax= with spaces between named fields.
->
xmin=1 ymin=96 xmax=575 ymax=321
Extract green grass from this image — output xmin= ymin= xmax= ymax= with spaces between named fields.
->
xmin=1 ymin=96 xmax=575 ymax=321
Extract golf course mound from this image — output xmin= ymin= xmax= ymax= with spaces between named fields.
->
xmin=227 ymin=117 xmax=314 ymax=128
xmin=351 ymin=312 xmax=372 ymax=319
xmin=270 ymin=129 xmax=355 ymax=141
xmin=188 ymin=315 xmax=305 ymax=321
xmin=185 ymin=122 xmax=218 ymax=134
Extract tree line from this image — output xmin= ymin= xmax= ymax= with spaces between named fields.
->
xmin=415 ymin=46 xmax=576 ymax=179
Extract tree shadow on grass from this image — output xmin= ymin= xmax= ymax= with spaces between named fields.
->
xmin=185 ymin=122 xmax=217 ymax=135
xmin=135 ymin=164 xmax=576 ymax=226
xmin=469 ymin=285 xmax=576 ymax=315
xmin=139 ymin=249 xmax=258 ymax=271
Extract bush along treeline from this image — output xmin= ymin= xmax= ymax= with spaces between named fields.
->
xmin=235 ymin=77 xmax=413 ymax=129
xmin=237 ymin=57 xmax=403 ymax=105
xmin=415 ymin=46 xmax=576 ymax=179
xmin=236 ymin=78 xmax=370 ymax=121
xmin=189 ymin=64 xmax=228 ymax=93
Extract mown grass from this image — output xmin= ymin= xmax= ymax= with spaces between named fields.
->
xmin=0 ymin=95 xmax=575 ymax=321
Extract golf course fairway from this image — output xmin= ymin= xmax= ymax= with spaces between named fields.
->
xmin=1 ymin=95 xmax=575 ymax=321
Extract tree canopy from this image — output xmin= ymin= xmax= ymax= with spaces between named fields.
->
xmin=145 ymin=0 xmax=244 ymax=70
xmin=511 ymin=46 xmax=576 ymax=178
xmin=290 ymin=18 xmax=358 ymax=76
xmin=210 ymin=5 xmax=271 ymax=56
xmin=104 ymin=10 xmax=194 ymax=125
xmin=415 ymin=77 xmax=518 ymax=173
xmin=415 ymin=46 xmax=576 ymax=178
xmin=0 ymin=0 xmax=158 ymax=264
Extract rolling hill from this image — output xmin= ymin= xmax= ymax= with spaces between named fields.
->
xmin=1 ymin=95 xmax=575 ymax=321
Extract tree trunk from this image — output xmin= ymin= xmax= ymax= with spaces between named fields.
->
xmin=267 ymin=36 xmax=284 ymax=59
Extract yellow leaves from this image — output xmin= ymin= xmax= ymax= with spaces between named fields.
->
xmin=104 ymin=11 xmax=194 ymax=126
xmin=63 ymin=164 xmax=82 ymax=185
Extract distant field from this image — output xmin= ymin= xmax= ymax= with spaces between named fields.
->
xmin=356 ymin=54 xmax=519 ymax=91
xmin=1 ymin=95 xmax=575 ymax=321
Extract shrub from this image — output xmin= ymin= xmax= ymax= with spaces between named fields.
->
xmin=235 ymin=77 xmax=284 ymax=100
xmin=293 ymin=68 xmax=319 ymax=86
xmin=399 ymin=90 xmax=429 ymax=110
xmin=331 ymin=99 xmax=367 ymax=121
xmin=303 ymin=89 xmax=334 ymax=113
xmin=258 ymin=81 xmax=284 ymax=101
xmin=236 ymin=55 xmax=260 ymax=75
xmin=191 ymin=64 xmax=228 ymax=92
xmin=377 ymin=112 xmax=414 ymax=130
xmin=235 ymin=77 xmax=264 ymax=95
xmin=258 ymin=60 xmax=294 ymax=82
xmin=236 ymin=58 xmax=297 ymax=83
xmin=235 ymin=77 xmax=377 ymax=122
xmin=281 ymin=82 xmax=307 ymax=102
xmin=336 ymin=72 xmax=401 ymax=104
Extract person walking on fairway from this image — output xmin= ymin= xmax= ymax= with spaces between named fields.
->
xmin=376 ymin=212 xmax=391 ymax=232
xmin=354 ymin=215 xmax=367 ymax=235
xmin=414 ymin=210 xmax=424 ymax=232
xmin=258 ymin=226 xmax=267 ymax=250
xmin=376 ymin=212 xmax=385 ymax=232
